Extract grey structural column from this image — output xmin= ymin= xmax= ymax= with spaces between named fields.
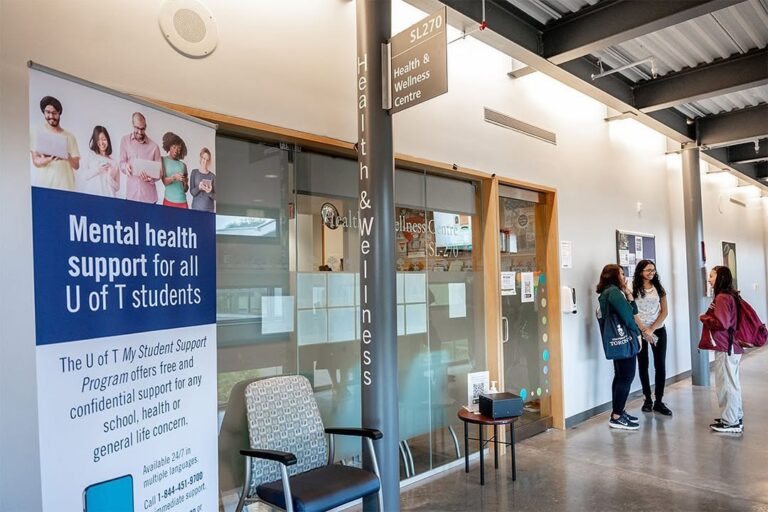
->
xmin=681 ymin=143 xmax=709 ymax=386
xmin=355 ymin=1 xmax=400 ymax=511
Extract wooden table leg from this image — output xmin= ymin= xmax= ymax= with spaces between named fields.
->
xmin=464 ymin=421 xmax=469 ymax=473
xmin=479 ymin=424 xmax=485 ymax=485
xmin=493 ymin=425 xmax=499 ymax=469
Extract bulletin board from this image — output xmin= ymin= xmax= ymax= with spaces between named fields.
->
xmin=616 ymin=230 xmax=656 ymax=278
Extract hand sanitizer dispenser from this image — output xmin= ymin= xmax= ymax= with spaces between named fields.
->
xmin=561 ymin=286 xmax=577 ymax=314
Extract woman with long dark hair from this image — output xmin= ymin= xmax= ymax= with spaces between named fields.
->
xmin=632 ymin=260 xmax=672 ymax=416
xmin=699 ymin=266 xmax=743 ymax=433
xmin=75 ymin=125 xmax=119 ymax=197
xmin=597 ymin=264 xmax=643 ymax=430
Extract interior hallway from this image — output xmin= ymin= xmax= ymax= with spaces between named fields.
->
xmin=396 ymin=348 xmax=768 ymax=512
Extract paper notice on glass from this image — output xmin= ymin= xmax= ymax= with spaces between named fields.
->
xmin=560 ymin=241 xmax=573 ymax=269
xmin=448 ymin=282 xmax=467 ymax=318
xmin=619 ymin=249 xmax=629 ymax=266
xmin=467 ymin=371 xmax=489 ymax=412
xmin=521 ymin=272 xmax=535 ymax=303
xmin=508 ymin=233 xmax=518 ymax=253
xmin=635 ymin=237 xmax=643 ymax=261
xmin=501 ymin=271 xmax=516 ymax=292
xmin=628 ymin=253 xmax=637 ymax=267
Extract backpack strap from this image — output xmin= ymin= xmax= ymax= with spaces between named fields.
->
xmin=727 ymin=293 xmax=740 ymax=355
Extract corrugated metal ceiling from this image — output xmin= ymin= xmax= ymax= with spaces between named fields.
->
xmin=508 ymin=0 xmax=768 ymax=118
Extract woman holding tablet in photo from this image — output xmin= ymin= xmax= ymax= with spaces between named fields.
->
xmin=190 ymin=147 xmax=215 ymax=212
xmin=160 ymin=132 xmax=189 ymax=208
xmin=632 ymin=260 xmax=672 ymax=416
xmin=76 ymin=125 xmax=119 ymax=197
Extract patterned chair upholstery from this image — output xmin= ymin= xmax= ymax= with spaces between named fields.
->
xmin=236 ymin=375 xmax=383 ymax=512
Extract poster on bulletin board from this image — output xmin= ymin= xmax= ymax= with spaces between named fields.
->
xmin=616 ymin=230 xmax=656 ymax=278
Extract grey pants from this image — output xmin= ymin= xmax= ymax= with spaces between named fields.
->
xmin=714 ymin=351 xmax=743 ymax=425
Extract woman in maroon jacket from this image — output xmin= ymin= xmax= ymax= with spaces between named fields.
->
xmin=699 ymin=266 xmax=743 ymax=433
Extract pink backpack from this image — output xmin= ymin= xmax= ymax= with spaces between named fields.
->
xmin=734 ymin=295 xmax=768 ymax=348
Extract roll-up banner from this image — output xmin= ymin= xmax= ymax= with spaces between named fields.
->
xmin=29 ymin=64 xmax=218 ymax=512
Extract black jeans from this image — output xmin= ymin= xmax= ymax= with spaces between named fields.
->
xmin=612 ymin=356 xmax=637 ymax=416
xmin=637 ymin=326 xmax=667 ymax=402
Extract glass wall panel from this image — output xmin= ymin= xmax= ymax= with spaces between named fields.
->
xmin=391 ymin=168 xmax=428 ymax=477
xmin=294 ymin=152 xmax=362 ymax=467
xmin=425 ymin=182 xmax=485 ymax=471
xmin=216 ymin=138 xmax=488 ymax=504
xmin=215 ymin=137 xmax=294 ymax=503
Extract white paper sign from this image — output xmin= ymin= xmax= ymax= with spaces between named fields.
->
xmin=560 ymin=241 xmax=573 ymax=269
xmin=635 ymin=237 xmax=643 ymax=261
xmin=521 ymin=272 xmax=535 ymax=303
xmin=467 ymin=371 xmax=489 ymax=412
xmin=501 ymin=271 xmax=516 ymax=290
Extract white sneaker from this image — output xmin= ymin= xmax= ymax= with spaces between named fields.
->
xmin=710 ymin=421 xmax=743 ymax=433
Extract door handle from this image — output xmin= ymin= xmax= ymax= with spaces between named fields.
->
xmin=501 ymin=316 xmax=509 ymax=344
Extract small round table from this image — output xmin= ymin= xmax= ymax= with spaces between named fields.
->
xmin=457 ymin=408 xmax=518 ymax=485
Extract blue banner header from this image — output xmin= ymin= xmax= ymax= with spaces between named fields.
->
xmin=32 ymin=187 xmax=216 ymax=345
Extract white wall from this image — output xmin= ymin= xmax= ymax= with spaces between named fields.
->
xmin=2 ymin=1 xmax=767 ymax=507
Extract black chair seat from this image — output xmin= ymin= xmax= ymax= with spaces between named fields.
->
xmin=256 ymin=464 xmax=381 ymax=512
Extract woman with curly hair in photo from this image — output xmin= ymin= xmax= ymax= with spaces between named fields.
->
xmin=160 ymin=131 xmax=189 ymax=208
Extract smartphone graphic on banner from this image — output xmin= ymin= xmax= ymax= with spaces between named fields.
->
xmin=83 ymin=474 xmax=134 ymax=512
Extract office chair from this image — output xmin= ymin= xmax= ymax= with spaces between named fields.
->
xmin=235 ymin=375 xmax=383 ymax=512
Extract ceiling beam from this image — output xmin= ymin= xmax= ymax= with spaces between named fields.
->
xmin=698 ymin=104 xmax=768 ymax=147
xmin=436 ymin=0 xmax=541 ymax=54
xmin=543 ymin=0 xmax=744 ymax=65
xmin=728 ymin=138 xmax=768 ymax=164
xmin=634 ymin=49 xmax=768 ymax=112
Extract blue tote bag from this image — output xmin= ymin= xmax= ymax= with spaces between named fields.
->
xmin=598 ymin=300 xmax=639 ymax=360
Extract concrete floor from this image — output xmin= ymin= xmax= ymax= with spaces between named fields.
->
xmin=395 ymin=348 xmax=768 ymax=512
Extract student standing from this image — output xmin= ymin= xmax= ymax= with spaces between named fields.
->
xmin=699 ymin=266 xmax=743 ymax=433
xmin=632 ymin=260 xmax=672 ymax=416
xmin=597 ymin=264 xmax=643 ymax=430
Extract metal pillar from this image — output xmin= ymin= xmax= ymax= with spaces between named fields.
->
xmin=355 ymin=1 xmax=399 ymax=510
xmin=681 ymin=143 xmax=709 ymax=386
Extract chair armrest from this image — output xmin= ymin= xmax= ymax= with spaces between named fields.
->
xmin=325 ymin=427 xmax=383 ymax=440
xmin=240 ymin=448 xmax=297 ymax=466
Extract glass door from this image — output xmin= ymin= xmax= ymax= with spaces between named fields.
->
xmin=498 ymin=186 xmax=552 ymax=438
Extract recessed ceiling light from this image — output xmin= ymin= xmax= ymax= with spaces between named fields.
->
xmin=264 ymin=174 xmax=279 ymax=179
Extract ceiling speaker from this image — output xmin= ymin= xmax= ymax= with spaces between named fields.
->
xmin=159 ymin=0 xmax=218 ymax=58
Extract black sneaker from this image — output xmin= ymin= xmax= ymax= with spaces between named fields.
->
xmin=622 ymin=411 xmax=638 ymax=421
xmin=609 ymin=415 xmax=639 ymax=430
xmin=641 ymin=399 xmax=653 ymax=413
xmin=653 ymin=402 xmax=673 ymax=416
xmin=710 ymin=421 xmax=743 ymax=433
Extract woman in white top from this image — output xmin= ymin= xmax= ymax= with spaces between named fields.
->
xmin=76 ymin=125 xmax=119 ymax=197
xmin=632 ymin=260 xmax=672 ymax=416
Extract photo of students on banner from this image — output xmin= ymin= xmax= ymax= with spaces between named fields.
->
xmin=30 ymin=91 xmax=215 ymax=212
